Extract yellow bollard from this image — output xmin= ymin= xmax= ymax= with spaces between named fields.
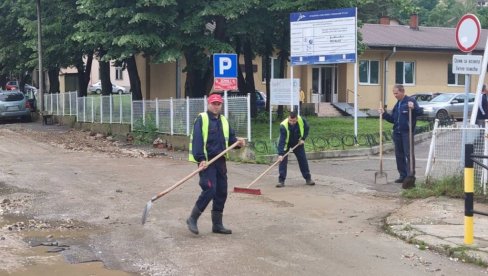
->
xmin=464 ymin=144 xmax=474 ymax=245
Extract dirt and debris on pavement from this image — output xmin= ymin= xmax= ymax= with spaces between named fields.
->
xmin=1 ymin=121 xmax=488 ymax=275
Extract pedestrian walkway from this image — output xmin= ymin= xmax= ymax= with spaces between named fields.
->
xmin=387 ymin=197 xmax=488 ymax=266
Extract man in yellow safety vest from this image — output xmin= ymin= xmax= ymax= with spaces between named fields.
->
xmin=187 ymin=93 xmax=245 ymax=235
xmin=276 ymin=111 xmax=315 ymax=187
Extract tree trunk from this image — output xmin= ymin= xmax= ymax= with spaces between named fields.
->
xmin=0 ymin=71 xmax=7 ymax=90
xmin=183 ymin=49 xmax=207 ymax=98
xmin=76 ymin=63 xmax=86 ymax=97
xmin=264 ymin=41 xmax=272 ymax=113
xmin=243 ymin=38 xmax=257 ymax=118
xmin=48 ymin=67 xmax=60 ymax=93
xmin=99 ymin=58 xmax=112 ymax=96
xmin=126 ymin=55 xmax=142 ymax=100
xmin=76 ymin=51 xmax=93 ymax=97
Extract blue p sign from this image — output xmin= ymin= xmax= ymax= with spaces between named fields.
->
xmin=213 ymin=54 xmax=238 ymax=78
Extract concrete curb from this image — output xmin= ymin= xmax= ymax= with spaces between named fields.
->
xmin=385 ymin=197 xmax=488 ymax=268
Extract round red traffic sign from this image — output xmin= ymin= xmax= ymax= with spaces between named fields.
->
xmin=455 ymin=14 xmax=481 ymax=53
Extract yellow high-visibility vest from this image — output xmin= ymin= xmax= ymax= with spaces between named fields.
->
xmin=189 ymin=112 xmax=229 ymax=162
xmin=280 ymin=116 xmax=304 ymax=151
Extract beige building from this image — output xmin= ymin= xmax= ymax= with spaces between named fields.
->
xmin=59 ymin=58 xmax=131 ymax=92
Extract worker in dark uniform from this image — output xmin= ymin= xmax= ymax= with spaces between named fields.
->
xmin=276 ymin=111 xmax=315 ymax=187
xmin=187 ymin=93 xmax=245 ymax=235
xmin=379 ymin=84 xmax=423 ymax=186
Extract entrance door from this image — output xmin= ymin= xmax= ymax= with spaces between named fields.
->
xmin=312 ymin=65 xmax=337 ymax=103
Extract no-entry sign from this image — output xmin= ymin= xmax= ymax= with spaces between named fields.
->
xmin=455 ymin=14 xmax=481 ymax=53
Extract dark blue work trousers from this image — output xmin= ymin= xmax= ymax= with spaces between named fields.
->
xmin=195 ymin=157 xmax=228 ymax=212
xmin=278 ymin=145 xmax=311 ymax=182
xmin=393 ymin=132 xmax=415 ymax=179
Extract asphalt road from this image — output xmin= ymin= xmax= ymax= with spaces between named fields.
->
xmin=0 ymin=122 xmax=486 ymax=276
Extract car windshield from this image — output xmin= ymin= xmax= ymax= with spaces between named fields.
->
xmin=430 ymin=93 xmax=455 ymax=103
xmin=0 ymin=93 xmax=23 ymax=101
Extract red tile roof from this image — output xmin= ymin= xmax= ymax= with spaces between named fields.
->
xmin=360 ymin=23 xmax=488 ymax=52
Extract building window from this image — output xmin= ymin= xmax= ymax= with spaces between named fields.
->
xmin=261 ymin=57 xmax=282 ymax=82
xmin=395 ymin=61 xmax=415 ymax=85
xmin=447 ymin=64 xmax=466 ymax=86
xmin=115 ymin=67 xmax=123 ymax=80
xmin=359 ymin=60 xmax=379 ymax=84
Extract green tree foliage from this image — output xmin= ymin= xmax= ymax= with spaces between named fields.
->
xmin=0 ymin=0 xmax=34 ymax=89
xmin=6 ymin=0 xmax=486 ymax=107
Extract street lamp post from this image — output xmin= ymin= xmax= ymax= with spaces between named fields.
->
xmin=36 ymin=0 xmax=43 ymax=116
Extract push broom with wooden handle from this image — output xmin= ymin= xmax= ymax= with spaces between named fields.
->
xmin=142 ymin=141 xmax=240 ymax=225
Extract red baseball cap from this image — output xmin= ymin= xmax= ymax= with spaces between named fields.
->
xmin=208 ymin=94 xmax=223 ymax=103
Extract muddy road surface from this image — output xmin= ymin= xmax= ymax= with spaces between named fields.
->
xmin=0 ymin=122 xmax=486 ymax=275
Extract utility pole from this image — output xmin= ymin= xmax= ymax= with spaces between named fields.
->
xmin=36 ymin=0 xmax=44 ymax=115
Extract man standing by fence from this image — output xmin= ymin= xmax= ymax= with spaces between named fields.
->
xmin=379 ymin=84 xmax=423 ymax=186
xmin=187 ymin=93 xmax=245 ymax=235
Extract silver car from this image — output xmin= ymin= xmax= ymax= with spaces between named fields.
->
xmin=88 ymin=81 xmax=128 ymax=94
xmin=0 ymin=91 xmax=32 ymax=121
xmin=420 ymin=93 xmax=474 ymax=120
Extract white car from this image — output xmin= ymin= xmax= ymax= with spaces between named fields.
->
xmin=88 ymin=81 xmax=128 ymax=94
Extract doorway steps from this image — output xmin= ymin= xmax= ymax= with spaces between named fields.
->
xmin=331 ymin=102 xmax=369 ymax=118
xmin=314 ymin=102 xmax=369 ymax=118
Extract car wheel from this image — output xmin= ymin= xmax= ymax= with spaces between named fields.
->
xmin=436 ymin=109 xmax=449 ymax=120
xmin=117 ymin=89 xmax=123 ymax=94
xmin=96 ymin=89 xmax=102 ymax=94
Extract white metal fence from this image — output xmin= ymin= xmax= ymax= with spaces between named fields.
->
xmin=43 ymin=92 xmax=251 ymax=140
xmin=425 ymin=120 xmax=487 ymax=193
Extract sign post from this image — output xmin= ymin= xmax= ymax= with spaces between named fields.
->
xmin=454 ymin=14 xmax=482 ymax=167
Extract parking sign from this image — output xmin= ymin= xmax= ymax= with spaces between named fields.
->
xmin=214 ymin=54 xmax=237 ymax=78
xmin=213 ymin=54 xmax=238 ymax=90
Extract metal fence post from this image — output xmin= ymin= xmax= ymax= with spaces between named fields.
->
xmin=155 ymin=98 xmax=159 ymax=130
xmin=62 ymin=93 xmax=65 ymax=116
xmin=69 ymin=92 xmax=72 ymax=115
xmin=100 ymin=95 xmax=103 ymax=123
xmin=84 ymin=96 xmax=86 ymax=122
xmin=142 ymin=98 xmax=146 ymax=126
xmin=91 ymin=96 xmax=94 ymax=123
xmin=170 ymin=97 xmax=174 ymax=135
xmin=50 ymin=93 xmax=53 ymax=114
xmin=484 ymin=120 xmax=488 ymax=194
xmin=119 ymin=93 xmax=123 ymax=124
xmin=224 ymin=91 xmax=228 ymax=119
xmin=130 ymin=93 xmax=133 ymax=128
xmin=247 ymin=93 xmax=251 ymax=142
xmin=186 ymin=96 xmax=190 ymax=136
xmin=109 ymin=94 xmax=113 ymax=124
xmin=56 ymin=94 xmax=59 ymax=115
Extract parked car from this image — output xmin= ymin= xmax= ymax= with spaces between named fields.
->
xmin=0 ymin=90 xmax=32 ymax=121
xmin=88 ymin=81 xmax=128 ymax=94
xmin=420 ymin=92 xmax=474 ymax=120
xmin=5 ymin=80 xmax=18 ymax=90
xmin=411 ymin=92 xmax=443 ymax=103
xmin=218 ymin=90 xmax=266 ymax=111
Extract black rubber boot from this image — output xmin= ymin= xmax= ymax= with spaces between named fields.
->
xmin=186 ymin=205 xmax=202 ymax=235
xmin=211 ymin=211 xmax=232 ymax=234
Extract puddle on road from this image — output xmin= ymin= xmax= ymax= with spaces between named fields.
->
xmin=0 ymin=214 xmax=137 ymax=276
xmin=4 ymin=252 xmax=135 ymax=276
